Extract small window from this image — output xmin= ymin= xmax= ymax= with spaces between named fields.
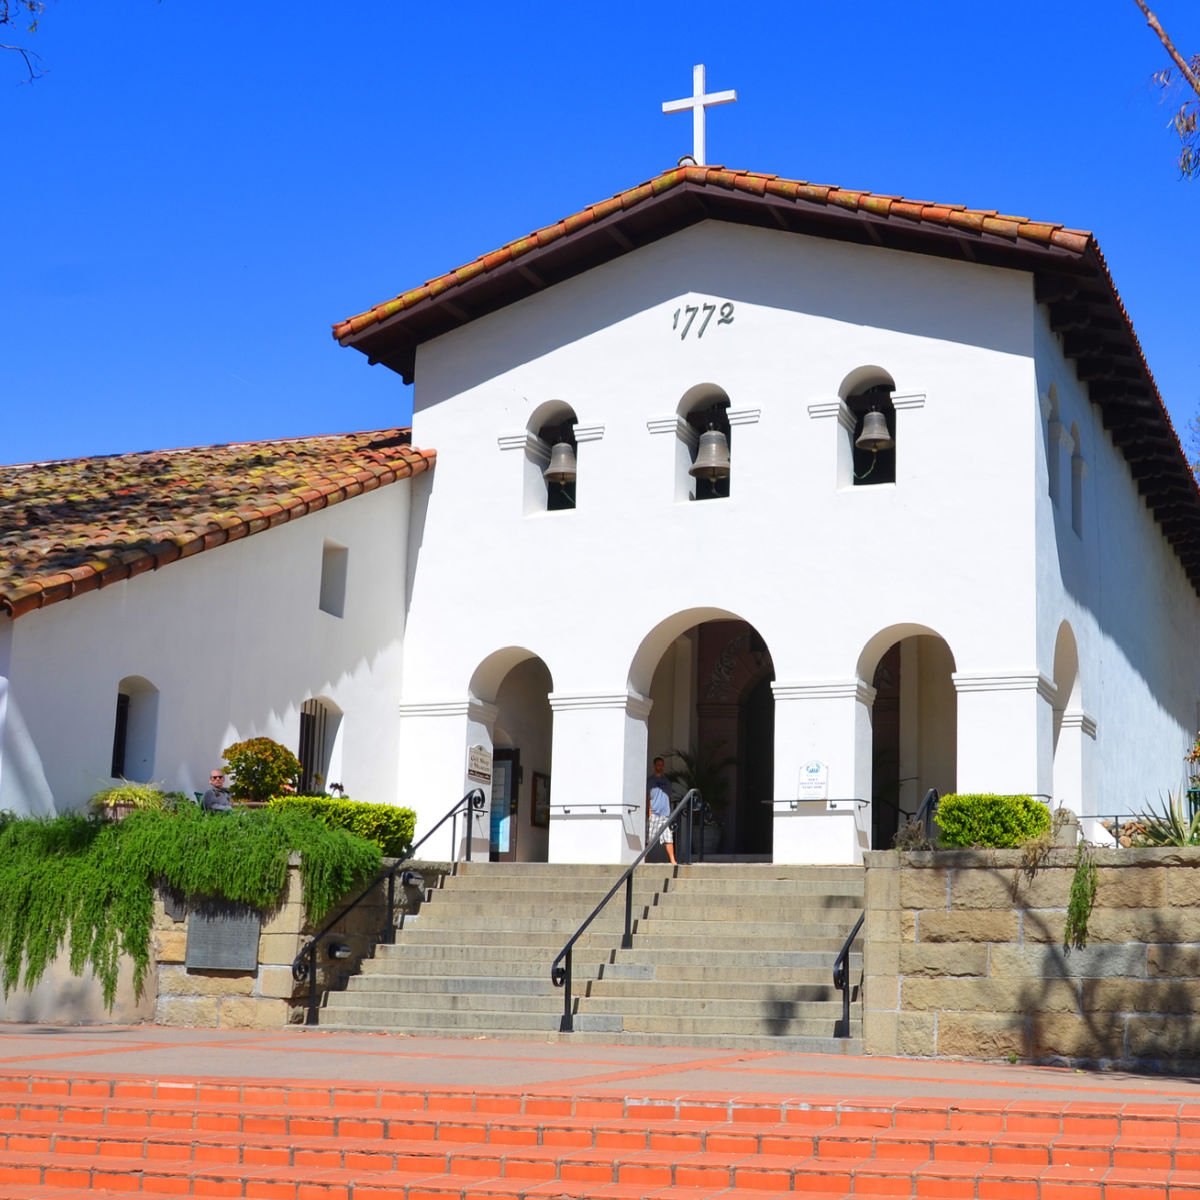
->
xmin=298 ymin=698 xmax=343 ymax=793
xmin=1045 ymin=386 xmax=1062 ymax=507
xmin=320 ymin=541 xmax=348 ymax=617
xmin=846 ymin=386 xmax=896 ymax=486
xmin=1070 ymin=424 xmax=1084 ymax=538
xmin=111 ymin=676 xmax=158 ymax=781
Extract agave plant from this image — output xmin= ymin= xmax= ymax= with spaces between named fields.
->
xmin=1131 ymin=792 xmax=1200 ymax=847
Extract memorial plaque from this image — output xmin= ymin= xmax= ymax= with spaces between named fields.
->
xmin=185 ymin=903 xmax=261 ymax=971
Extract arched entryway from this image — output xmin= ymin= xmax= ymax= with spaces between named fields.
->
xmin=632 ymin=610 xmax=775 ymax=859
xmin=468 ymin=648 xmax=553 ymax=863
xmin=858 ymin=625 xmax=957 ymax=849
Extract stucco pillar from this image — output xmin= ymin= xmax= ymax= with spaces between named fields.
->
xmin=547 ymin=691 xmax=651 ymax=864
xmin=1054 ymin=710 xmax=1097 ymax=817
xmin=396 ymin=699 xmax=497 ymax=860
xmin=770 ymin=680 xmax=875 ymax=864
xmin=953 ymin=672 xmax=1055 ymax=800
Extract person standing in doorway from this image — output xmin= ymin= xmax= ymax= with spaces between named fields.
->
xmin=647 ymin=756 xmax=677 ymax=865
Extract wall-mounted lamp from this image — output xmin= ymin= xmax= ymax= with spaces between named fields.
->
xmin=327 ymin=942 xmax=353 ymax=960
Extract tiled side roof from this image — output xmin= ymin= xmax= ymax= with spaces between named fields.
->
xmin=332 ymin=165 xmax=1094 ymax=342
xmin=0 ymin=428 xmax=435 ymax=620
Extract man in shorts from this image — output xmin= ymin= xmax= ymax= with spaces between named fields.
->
xmin=646 ymin=756 xmax=676 ymax=865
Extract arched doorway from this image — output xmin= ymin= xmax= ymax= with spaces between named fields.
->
xmin=468 ymin=649 xmax=553 ymax=863
xmin=858 ymin=626 xmax=957 ymax=849
xmin=634 ymin=612 xmax=775 ymax=859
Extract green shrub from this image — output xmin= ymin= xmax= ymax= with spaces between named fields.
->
xmin=934 ymin=793 xmax=1050 ymax=848
xmin=222 ymin=737 xmax=301 ymax=802
xmin=0 ymin=805 xmax=380 ymax=1008
xmin=267 ymin=795 xmax=415 ymax=857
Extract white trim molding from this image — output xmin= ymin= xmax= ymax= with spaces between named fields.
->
xmin=647 ymin=415 xmax=700 ymax=451
xmin=807 ymin=400 xmax=842 ymax=420
xmin=573 ymin=423 xmax=605 ymax=444
xmin=498 ymin=431 xmax=551 ymax=466
xmin=727 ymin=408 xmax=761 ymax=427
xmin=548 ymin=691 xmax=653 ymax=719
xmin=772 ymin=679 xmax=878 ymax=706
xmin=397 ymin=698 xmax=500 ymax=725
xmin=952 ymin=672 xmax=1058 ymax=703
xmin=891 ymin=391 xmax=926 ymax=410
xmin=1060 ymin=710 xmax=1098 ymax=739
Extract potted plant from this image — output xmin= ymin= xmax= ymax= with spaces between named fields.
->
xmin=89 ymin=780 xmax=167 ymax=821
xmin=665 ymin=743 xmax=736 ymax=855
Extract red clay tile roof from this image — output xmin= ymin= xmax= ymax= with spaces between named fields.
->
xmin=332 ymin=164 xmax=1094 ymax=347
xmin=0 ymin=429 xmax=435 ymax=620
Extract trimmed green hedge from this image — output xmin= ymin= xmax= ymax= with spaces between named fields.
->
xmin=267 ymin=795 xmax=415 ymax=857
xmin=934 ymin=793 xmax=1050 ymax=848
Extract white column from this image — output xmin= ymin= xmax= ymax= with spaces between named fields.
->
xmin=396 ymin=698 xmax=497 ymax=860
xmin=547 ymin=691 xmax=652 ymax=864
xmin=1055 ymin=710 xmax=1097 ymax=817
xmin=953 ymin=672 xmax=1056 ymax=800
xmin=770 ymin=679 xmax=876 ymax=864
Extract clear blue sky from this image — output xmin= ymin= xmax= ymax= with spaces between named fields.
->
xmin=4 ymin=1 xmax=1198 ymax=465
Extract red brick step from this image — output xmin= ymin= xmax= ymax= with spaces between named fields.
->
xmin=0 ymin=1072 xmax=1194 ymax=1198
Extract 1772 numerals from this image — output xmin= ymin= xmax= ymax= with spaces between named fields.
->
xmin=672 ymin=301 xmax=734 ymax=340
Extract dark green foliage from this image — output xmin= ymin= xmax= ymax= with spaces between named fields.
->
xmin=267 ymin=795 xmax=415 ymax=857
xmin=221 ymin=737 xmax=301 ymax=803
xmin=1064 ymin=842 xmax=1098 ymax=952
xmin=0 ymin=806 xmax=380 ymax=1009
xmin=934 ymin=793 xmax=1051 ymax=849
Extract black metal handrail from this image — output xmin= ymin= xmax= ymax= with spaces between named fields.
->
xmin=914 ymin=787 xmax=940 ymax=841
xmin=291 ymin=787 xmax=485 ymax=1026
xmin=550 ymin=788 xmax=700 ymax=1033
xmin=832 ymin=911 xmax=864 ymax=1039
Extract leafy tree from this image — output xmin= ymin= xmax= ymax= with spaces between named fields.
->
xmin=1133 ymin=0 xmax=1200 ymax=178
xmin=1 ymin=0 xmax=44 ymax=81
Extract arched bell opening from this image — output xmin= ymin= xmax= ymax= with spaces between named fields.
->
xmin=635 ymin=610 xmax=775 ymax=860
xmin=858 ymin=625 xmax=957 ymax=848
xmin=468 ymin=648 xmax=554 ymax=863
xmin=525 ymin=401 xmax=578 ymax=512
xmin=677 ymin=384 xmax=732 ymax=502
xmin=839 ymin=367 xmax=896 ymax=487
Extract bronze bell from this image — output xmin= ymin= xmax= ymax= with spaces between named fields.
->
xmin=855 ymin=409 xmax=894 ymax=453
xmin=543 ymin=440 xmax=578 ymax=484
xmin=688 ymin=426 xmax=731 ymax=480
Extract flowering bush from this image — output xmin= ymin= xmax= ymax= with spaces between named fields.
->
xmin=1186 ymin=732 xmax=1200 ymax=785
xmin=221 ymin=737 xmax=300 ymax=803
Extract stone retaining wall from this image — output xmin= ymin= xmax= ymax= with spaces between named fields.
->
xmin=2 ymin=860 xmax=443 ymax=1028
xmin=863 ymin=846 xmax=1200 ymax=1070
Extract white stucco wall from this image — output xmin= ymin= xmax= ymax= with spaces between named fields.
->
xmin=1032 ymin=309 xmax=1200 ymax=819
xmin=395 ymin=220 xmax=1052 ymax=857
xmin=1 ymin=482 xmax=411 ymax=816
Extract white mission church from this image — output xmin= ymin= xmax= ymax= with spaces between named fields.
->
xmin=3 ymin=76 xmax=1199 ymax=864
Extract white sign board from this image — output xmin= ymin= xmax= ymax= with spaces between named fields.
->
xmin=467 ymin=744 xmax=493 ymax=785
xmin=797 ymin=760 xmax=829 ymax=801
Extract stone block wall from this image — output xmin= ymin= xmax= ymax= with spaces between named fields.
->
xmin=863 ymin=847 xmax=1200 ymax=1070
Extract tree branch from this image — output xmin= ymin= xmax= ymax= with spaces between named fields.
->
xmin=1133 ymin=0 xmax=1200 ymax=97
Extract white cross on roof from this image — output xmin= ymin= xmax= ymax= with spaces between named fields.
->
xmin=662 ymin=64 xmax=737 ymax=168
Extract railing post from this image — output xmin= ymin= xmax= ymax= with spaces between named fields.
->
xmin=622 ymin=874 xmax=634 ymax=949
xmin=383 ymin=870 xmax=397 ymax=944
xmin=559 ymin=951 xmax=573 ymax=1032
xmin=305 ymin=945 xmax=319 ymax=1027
